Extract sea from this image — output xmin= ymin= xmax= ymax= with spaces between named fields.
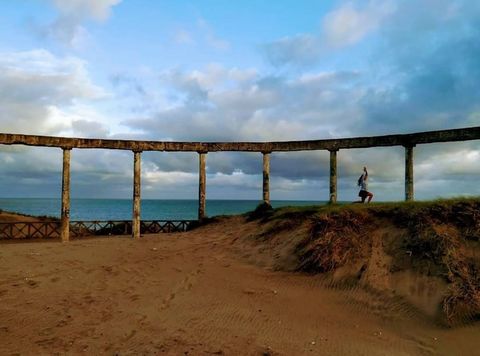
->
xmin=0 ymin=198 xmax=328 ymax=221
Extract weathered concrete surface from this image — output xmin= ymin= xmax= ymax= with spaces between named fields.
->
xmin=132 ymin=151 xmax=141 ymax=239
xmin=2 ymin=126 xmax=480 ymax=220
xmin=0 ymin=126 xmax=479 ymax=152
xmin=329 ymin=150 xmax=338 ymax=204
xmin=60 ymin=149 xmax=71 ymax=242
xmin=405 ymin=146 xmax=414 ymax=201
xmin=262 ymin=153 xmax=270 ymax=205
xmin=198 ymin=153 xmax=207 ymax=220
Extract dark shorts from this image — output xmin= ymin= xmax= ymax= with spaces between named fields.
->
xmin=359 ymin=190 xmax=370 ymax=198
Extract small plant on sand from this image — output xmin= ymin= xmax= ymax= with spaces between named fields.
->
xmin=245 ymin=202 xmax=274 ymax=221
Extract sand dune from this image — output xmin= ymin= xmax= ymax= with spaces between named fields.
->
xmin=1 ymin=211 xmax=479 ymax=355
xmin=0 ymin=210 xmax=54 ymax=223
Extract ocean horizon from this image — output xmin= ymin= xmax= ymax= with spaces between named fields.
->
xmin=0 ymin=198 xmax=329 ymax=221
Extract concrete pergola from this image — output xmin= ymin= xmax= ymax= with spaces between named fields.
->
xmin=1 ymin=126 xmax=479 ymax=241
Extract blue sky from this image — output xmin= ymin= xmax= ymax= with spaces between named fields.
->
xmin=0 ymin=0 xmax=479 ymax=202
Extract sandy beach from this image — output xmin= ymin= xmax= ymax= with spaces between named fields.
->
xmin=1 ymin=212 xmax=479 ymax=355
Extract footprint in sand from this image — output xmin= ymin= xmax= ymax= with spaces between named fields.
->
xmin=123 ymin=329 xmax=137 ymax=341
xmin=159 ymin=268 xmax=203 ymax=310
xmin=129 ymin=294 xmax=140 ymax=301
xmin=100 ymin=310 xmax=113 ymax=322
xmin=102 ymin=265 xmax=113 ymax=273
xmin=56 ymin=319 xmax=69 ymax=327
xmin=35 ymin=337 xmax=60 ymax=347
xmin=25 ymin=278 xmax=39 ymax=288
xmin=83 ymin=295 xmax=96 ymax=304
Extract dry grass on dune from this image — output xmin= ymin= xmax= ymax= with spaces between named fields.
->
xmin=244 ymin=199 xmax=480 ymax=326
xmin=379 ymin=201 xmax=480 ymax=325
xmin=0 ymin=209 xmax=58 ymax=223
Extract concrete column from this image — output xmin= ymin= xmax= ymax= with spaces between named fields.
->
xmin=329 ymin=150 xmax=338 ymax=204
xmin=405 ymin=145 xmax=414 ymax=201
xmin=132 ymin=151 xmax=141 ymax=239
xmin=198 ymin=152 xmax=207 ymax=221
xmin=262 ymin=152 xmax=271 ymax=205
xmin=60 ymin=148 xmax=71 ymax=242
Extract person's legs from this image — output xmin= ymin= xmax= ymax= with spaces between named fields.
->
xmin=360 ymin=191 xmax=367 ymax=203
xmin=367 ymin=192 xmax=373 ymax=203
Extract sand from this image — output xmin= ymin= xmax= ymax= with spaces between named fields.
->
xmin=1 ymin=215 xmax=479 ymax=355
xmin=0 ymin=211 xmax=54 ymax=223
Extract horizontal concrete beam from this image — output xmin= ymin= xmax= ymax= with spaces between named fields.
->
xmin=0 ymin=126 xmax=479 ymax=152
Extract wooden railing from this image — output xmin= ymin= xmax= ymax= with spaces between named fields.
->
xmin=0 ymin=221 xmax=61 ymax=239
xmin=0 ymin=220 xmax=194 ymax=239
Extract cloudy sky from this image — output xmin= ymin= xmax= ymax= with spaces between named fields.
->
xmin=0 ymin=0 xmax=479 ymax=201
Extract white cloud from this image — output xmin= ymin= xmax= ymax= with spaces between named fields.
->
xmin=197 ymin=18 xmax=230 ymax=51
xmin=144 ymin=170 xmax=197 ymax=187
xmin=323 ymin=0 xmax=396 ymax=48
xmin=263 ymin=34 xmax=321 ymax=67
xmin=263 ymin=0 xmax=396 ymax=66
xmin=171 ymin=20 xmax=230 ymax=51
xmin=36 ymin=0 xmax=122 ymax=48
xmin=52 ymin=0 xmax=121 ymax=21
xmin=0 ymin=49 xmax=106 ymax=135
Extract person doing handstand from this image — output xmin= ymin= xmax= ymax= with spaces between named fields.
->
xmin=358 ymin=166 xmax=373 ymax=203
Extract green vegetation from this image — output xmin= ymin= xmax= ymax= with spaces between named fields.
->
xmin=245 ymin=202 xmax=274 ymax=221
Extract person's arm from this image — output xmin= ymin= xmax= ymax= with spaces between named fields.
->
xmin=363 ymin=166 xmax=368 ymax=179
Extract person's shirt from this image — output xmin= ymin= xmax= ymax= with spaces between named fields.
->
xmin=360 ymin=174 xmax=368 ymax=191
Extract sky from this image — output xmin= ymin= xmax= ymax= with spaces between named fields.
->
xmin=0 ymin=0 xmax=480 ymax=201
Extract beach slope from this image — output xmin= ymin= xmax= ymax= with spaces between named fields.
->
xmin=0 ymin=201 xmax=479 ymax=355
